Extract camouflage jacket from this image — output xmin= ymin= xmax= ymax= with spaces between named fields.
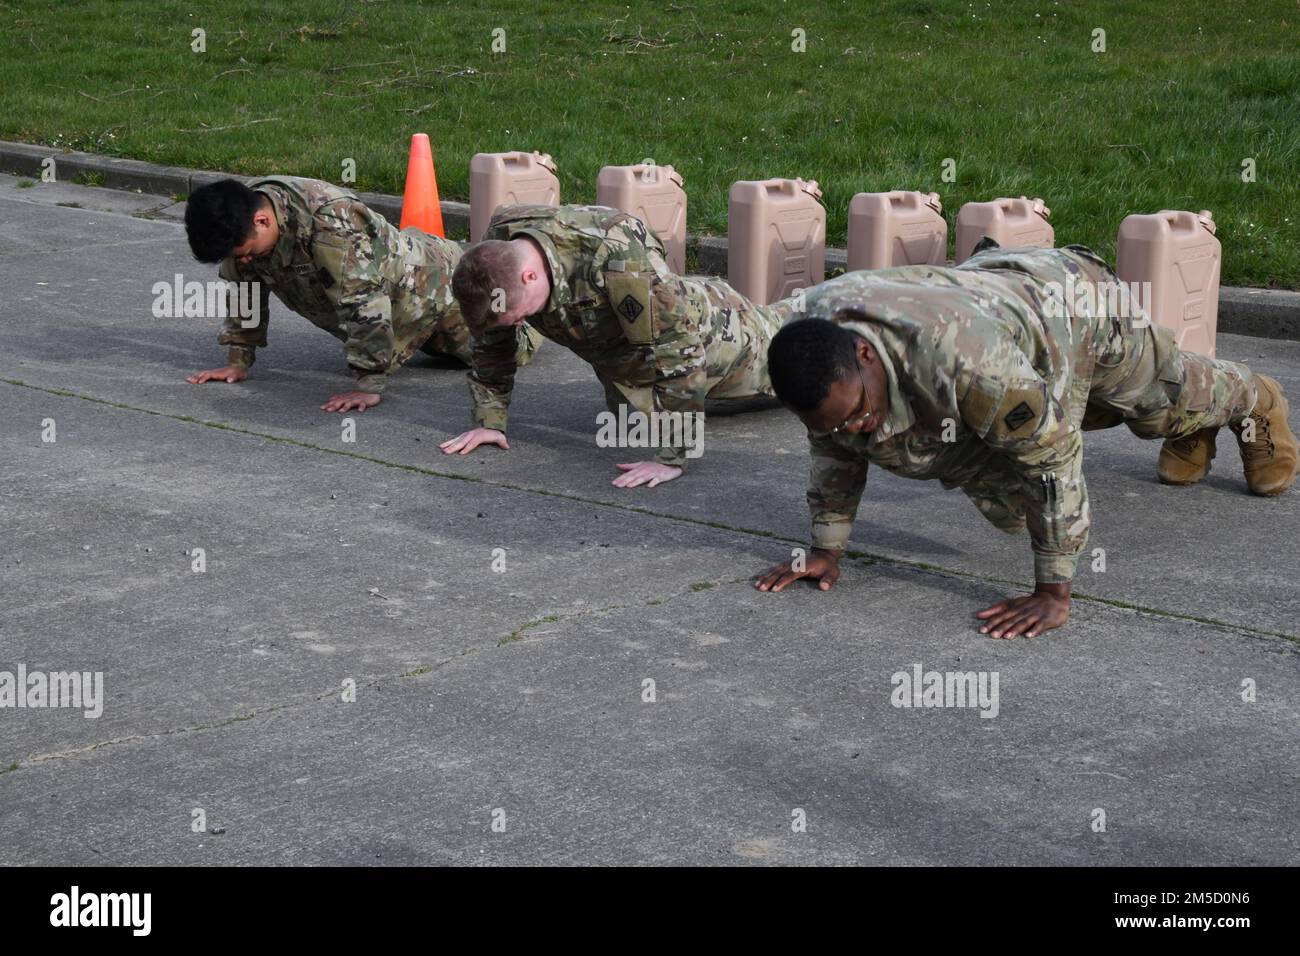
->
xmin=792 ymin=245 xmax=1127 ymax=584
xmin=216 ymin=176 xmax=466 ymax=392
xmin=468 ymin=204 xmax=779 ymax=466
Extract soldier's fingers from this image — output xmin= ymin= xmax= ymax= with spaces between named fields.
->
xmin=769 ymin=570 xmax=806 ymax=593
xmin=765 ymin=564 xmax=796 ymax=586
xmin=975 ymin=600 xmax=1014 ymax=619
xmin=615 ymin=463 xmax=637 ymax=471
xmin=818 ymin=573 xmax=836 ymax=591
xmin=978 ymin=604 xmax=1024 ymax=635
xmin=995 ymin=614 xmax=1031 ymax=639
xmin=990 ymin=608 xmax=1036 ymax=638
xmin=986 ymin=608 xmax=1028 ymax=635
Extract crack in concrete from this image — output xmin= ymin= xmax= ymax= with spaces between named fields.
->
xmin=130 ymin=200 xmax=182 ymax=221
xmin=498 ymin=574 xmax=755 ymax=646
xmin=4 ymin=576 xmax=733 ymax=771
xmin=4 ymin=376 xmax=1297 ymax=651
xmin=5 ymin=641 xmax=484 ymax=772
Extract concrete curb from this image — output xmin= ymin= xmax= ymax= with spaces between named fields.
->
xmin=4 ymin=140 xmax=1298 ymax=342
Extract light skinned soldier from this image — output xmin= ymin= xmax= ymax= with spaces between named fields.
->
xmin=183 ymin=177 xmax=541 ymax=411
xmin=440 ymin=204 xmax=789 ymax=488
xmin=755 ymin=243 xmax=1296 ymax=639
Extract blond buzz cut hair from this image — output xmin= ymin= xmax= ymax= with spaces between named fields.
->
xmin=452 ymin=239 xmax=530 ymax=334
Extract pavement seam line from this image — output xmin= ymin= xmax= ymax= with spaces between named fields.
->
xmin=5 ymin=376 xmax=1297 ymax=646
xmin=4 ymin=578 xmax=723 ymax=771
xmin=6 ymin=643 xmax=487 ymax=772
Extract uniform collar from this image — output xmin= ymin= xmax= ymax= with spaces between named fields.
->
xmin=512 ymin=228 xmax=570 ymax=311
xmin=838 ymin=320 xmax=914 ymax=444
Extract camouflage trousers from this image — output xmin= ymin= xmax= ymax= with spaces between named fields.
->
xmin=966 ymin=314 xmax=1256 ymax=535
xmin=595 ymin=274 xmax=785 ymax=412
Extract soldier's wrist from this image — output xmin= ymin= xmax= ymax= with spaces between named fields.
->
xmin=351 ymin=370 xmax=388 ymax=393
xmin=226 ymin=346 xmax=255 ymax=369
xmin=474 ymin=411 xmax=509 ymax=433
xmin=1032 ymin=551 xmax=1078 ymax=586
xmin=1033 ymin=581 xmax=1072 ymax=602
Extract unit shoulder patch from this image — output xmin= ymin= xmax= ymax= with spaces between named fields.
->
xmin=605 ymin=272 xmax=653 ymax=345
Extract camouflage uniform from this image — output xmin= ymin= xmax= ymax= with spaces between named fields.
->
xmin=215 ymin=176 xmax=540 ymax=392
xmin=793 ymin=244 xmax=1256 ymax=583
xmin=468 ymin=204 xmax=786 ymax=466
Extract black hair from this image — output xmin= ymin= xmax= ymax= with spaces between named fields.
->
xmin=184 ymin=179 xmax=266 ymax=263
xmin=767 ymin=317 xmax=862 ymax=412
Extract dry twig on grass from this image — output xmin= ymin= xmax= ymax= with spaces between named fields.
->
xmin=179 ymin=117 xmax=282 ymax=134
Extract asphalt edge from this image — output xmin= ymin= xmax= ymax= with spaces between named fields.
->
xmin=4 ymin=140 xmax=1297 ymax=342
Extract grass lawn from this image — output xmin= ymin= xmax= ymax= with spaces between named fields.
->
xmin=1 ymin=0 xmax=1297 ymax=286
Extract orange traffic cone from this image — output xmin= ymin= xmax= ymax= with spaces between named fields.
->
xmin=399 ymin=133 xmax=445 ymax=237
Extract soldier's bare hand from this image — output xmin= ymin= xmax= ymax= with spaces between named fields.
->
xmin=976 ymin=585 xmax=1070 ymax=638
xmin=612 ymin=461 xmax=682 ymax=488
xmin=755 ymin=549 xmax=841 ymax=593
xmin=322 ymin=391 xmax=381 ymax=413
xmin=440 ymin=428 xmax=509 ymax=455
xmin=187 ymin=366 xmax=247 ymax=385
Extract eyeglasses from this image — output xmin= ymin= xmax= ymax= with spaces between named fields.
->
xmin=809 ymin=363 xmax=874 ymax=438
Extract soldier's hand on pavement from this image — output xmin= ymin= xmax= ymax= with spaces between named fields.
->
xmin=440 ymin=428 xmax=509 ymax=455
xmin=976 ymin=589 xmax=1070 ymax=639
xmin=187 ymin=366 xmax=248 ymax=385
xmin=755 ymin=549 xmax=841 ymax=592
xmin=612 ymin=461 xmax=682 ymax=488
xmin=321 ymin=391 xmax=381 ymax=413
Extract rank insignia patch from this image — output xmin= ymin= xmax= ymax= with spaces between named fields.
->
xmin=1003 ymin=401 xmax=1036 ymax=432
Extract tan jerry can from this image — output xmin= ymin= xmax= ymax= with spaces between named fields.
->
xmin=1117 ymin=209 xmax=1221 ymax=357
xmin=847 ymin=190 xmax=947 ymax=271
xmin=955 ymin=196 xmax=1053 ymax=263
xmin=596 ymin=163 xmax=688 ymax=274
xmin=469 ymin=151 xmax=561 ymax=241
xmin=727 ymin=178 xmax=826 ymax=305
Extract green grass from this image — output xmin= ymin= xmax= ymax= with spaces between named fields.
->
xmin=1 ymin=0 xmax=1297 ymax=286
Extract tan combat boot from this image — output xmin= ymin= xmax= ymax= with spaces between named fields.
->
xmin=1157 ymin=428 xmax=1218 ymax=485
xmin=1230 ymin=374 xmax=1298 ymax=496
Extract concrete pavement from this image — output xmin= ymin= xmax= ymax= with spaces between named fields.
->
xmin=1 ymin=174 xmax=1296 ymax=865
